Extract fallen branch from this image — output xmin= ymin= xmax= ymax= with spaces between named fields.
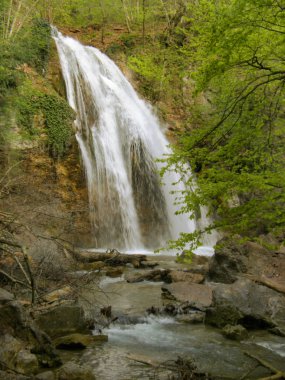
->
xmin=13 ymin=254 xmax=31 ymax=286
xmin=74 ymin=249 xmax=147 ymax=267
xmin=126 ymin=354 xmax=160 ymax=367
xmin=22 ymin=247 xmax=36 ymax=304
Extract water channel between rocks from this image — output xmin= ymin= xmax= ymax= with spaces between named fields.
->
xmin=61 ymin=255 xmax=285 ymax=380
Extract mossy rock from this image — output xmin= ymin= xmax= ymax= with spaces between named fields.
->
xmin=222 ymin=324 xmax=249 ymax=341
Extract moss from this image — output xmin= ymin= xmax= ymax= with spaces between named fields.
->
xmin=38 ymin=94 xmax=75 ymax=156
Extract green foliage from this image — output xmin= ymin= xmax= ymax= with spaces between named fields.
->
xmin=0 ymin=66 xmax=19 ymax=102
xmin=25 ymin=19 xmax=51 ymax=73
xmin=16 ymin=81 xmax=74 ymax=156
xmin=120 ymin=33 xmax=137 ymax=49
xmin=163 ymin=0 xmax=285 ymax=249
xmin=16 ymin=85 xmax=42 ymax=136
xmin=128 ymin=54 xmax=168 ymax=101
xmin=0 ymin=18 xmax=51 ymax=106
xmin=39 ymin=94 xmax=74 ymax=156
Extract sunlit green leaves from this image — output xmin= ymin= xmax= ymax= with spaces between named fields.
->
xmin=164 ymin=0 xmax=285 ymax=250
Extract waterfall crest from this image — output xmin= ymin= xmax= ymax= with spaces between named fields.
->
xmin=53 ymin=29 xmax=198 ymax=250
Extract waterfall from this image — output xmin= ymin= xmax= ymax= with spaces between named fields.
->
xmin=52 ymin=29 xmax=207 ymax=251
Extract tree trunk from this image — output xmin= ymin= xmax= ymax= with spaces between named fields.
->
xmin=142 ymin=0 xmax=146 ymax=46
xmin=121 ymin=0 xmax=131 ymax=32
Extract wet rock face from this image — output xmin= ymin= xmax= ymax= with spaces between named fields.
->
xmin=206 ymin=278 xmax=285 ymax=331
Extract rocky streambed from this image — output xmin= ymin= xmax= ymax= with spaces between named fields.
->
xmin=1 ymin=237 xmax=285 ymax=379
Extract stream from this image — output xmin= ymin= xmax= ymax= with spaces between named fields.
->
xmin=63 ymin=254 xmax=285 ymax=380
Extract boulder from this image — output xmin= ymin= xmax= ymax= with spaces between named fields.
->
xmin=206 ymin=278 xmax=285 ymax=331
xmin=222 ymin=324 xmax=249 ymax=341
xmin=57 ymin=362 xmax=96 ymax=380
xmin=35 ymin=304 xmax=88 ymax=338
xmin=207 ymin=236 xmax=249 ymax=283
xmin=162 ymin=282 xmax=212 ymax=310
xmin=208 ymin=237 xmax=285 ymax=293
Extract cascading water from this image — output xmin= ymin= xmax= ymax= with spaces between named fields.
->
xmin=52 ymin=28 xmax=211 ymax=251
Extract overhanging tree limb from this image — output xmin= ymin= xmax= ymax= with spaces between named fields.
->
xmin=192 ymin=74 xmax=285 ymax=149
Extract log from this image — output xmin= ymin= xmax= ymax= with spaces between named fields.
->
xmin=73 ymin=249 xmax=147 ymax=267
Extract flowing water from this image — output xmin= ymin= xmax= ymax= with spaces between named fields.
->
xmin=65 ymin=257 xmax=285 ymax=380
xmin=52 ymin=29 xmax=217 ymax=251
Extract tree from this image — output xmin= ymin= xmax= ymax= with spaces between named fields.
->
xmin=0 ymin=0 xmax=42 ymax=40
xmin=164 ymin=0 xmax=285 ymax=250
